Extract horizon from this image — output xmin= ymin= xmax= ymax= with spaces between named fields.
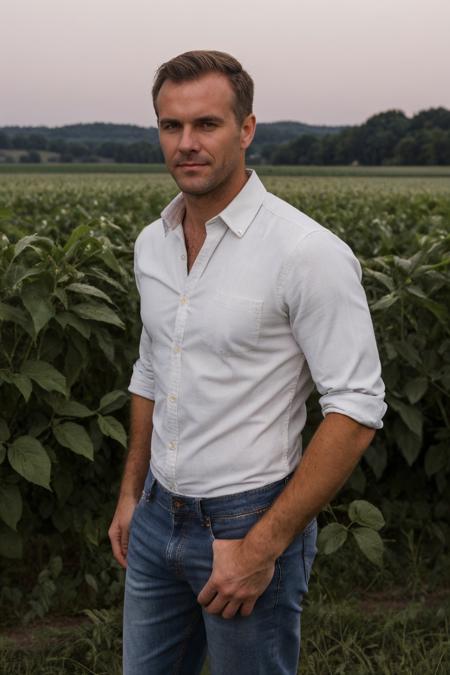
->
xmin=2 ymin=104 xmax=446 ymax=133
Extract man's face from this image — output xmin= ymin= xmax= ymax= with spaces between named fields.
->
xmin=156 ymin=73 xmax=255 ymax=196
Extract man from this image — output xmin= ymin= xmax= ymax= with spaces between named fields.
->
xmin=109 ymin=50 xmax=386 ymax=674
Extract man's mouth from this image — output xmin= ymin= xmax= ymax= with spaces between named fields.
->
xmin=177 ymin=161 xmax=208 ymax=167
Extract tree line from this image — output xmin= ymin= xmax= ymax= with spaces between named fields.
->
xmin=1 ymin=107 xmax=449 ymax=165
xmin=267 ymin=108 xmax=450 ymax=166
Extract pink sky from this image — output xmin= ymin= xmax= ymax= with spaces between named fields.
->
xmin=1 ymin=0 xmax=449 ymax=127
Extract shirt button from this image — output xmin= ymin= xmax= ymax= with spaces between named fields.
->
xmin=237 ymin=229 xmax=243 ymax=235
xmin=180 ymin=295 xmax=188 ymax=304
xmin=174 ymin=345 xmax=181 ymax=353
xmin=180 ymin=254 xmax=186 ymax=260
xmin=168 ymin=394 xmax=177 ymax=402
xmin=169 ymin=441 xmax=176 ymax=449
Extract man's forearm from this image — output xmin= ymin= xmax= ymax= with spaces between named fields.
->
xmin=119 ymin=393 xmax=154 ymax=501
xmin=243 ymin=412 xmax=376 ymax=563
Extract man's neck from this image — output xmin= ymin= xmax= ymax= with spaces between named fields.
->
xmin=182 ymin=168 xmax=249 ymax=231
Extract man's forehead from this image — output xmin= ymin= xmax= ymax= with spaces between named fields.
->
xmin=156 ymin=73 xmax=235 ymax=116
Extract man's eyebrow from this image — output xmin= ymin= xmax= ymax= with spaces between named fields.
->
xmin=196 ymin=115 xmax=224 ymax=124
xmin=158 ymin=115 xmax=225 ymax=125
xmin=158 ymin=117 xmax=180 ymax=126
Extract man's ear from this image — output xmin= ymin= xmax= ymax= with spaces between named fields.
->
xmin=240 ymin=114 xmax=256 ymax=150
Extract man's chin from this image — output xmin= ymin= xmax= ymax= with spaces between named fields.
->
xmin=173 ymin=175 xmax=216 ymax=196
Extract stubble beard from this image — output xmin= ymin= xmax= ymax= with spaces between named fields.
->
xmin=171 ymin=157 xmax=240 ymax=198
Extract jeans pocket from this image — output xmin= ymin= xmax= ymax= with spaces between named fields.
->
xmin=208 ymin=505 xmax=271 ymax=541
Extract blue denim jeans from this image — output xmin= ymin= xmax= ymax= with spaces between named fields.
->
xmin=123 ymin=466 xmax=317 ymax=675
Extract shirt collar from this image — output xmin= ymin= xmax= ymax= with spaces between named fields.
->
xmin=161 ymin=169 xmax=267 ymax=238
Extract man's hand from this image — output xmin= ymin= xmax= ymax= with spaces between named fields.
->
xmin=108 ymin=496 xmax=138 ymax=569
xmin=197 ymin=539 xmax=275 ymax=619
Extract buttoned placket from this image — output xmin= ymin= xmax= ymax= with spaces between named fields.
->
xmin=163 ymin=218 xmax=229 ymax=490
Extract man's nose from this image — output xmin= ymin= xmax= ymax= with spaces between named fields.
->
xmin=178 ymin=126 xmax=200 ymax=153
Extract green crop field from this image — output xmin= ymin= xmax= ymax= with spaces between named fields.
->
xmin=0 ymin=170 xmax=449 ymax=673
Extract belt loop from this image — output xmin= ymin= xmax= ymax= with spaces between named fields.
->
xmin=199 ymin=498 xmax=211 ymax=528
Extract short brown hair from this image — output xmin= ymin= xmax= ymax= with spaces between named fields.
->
xmin=152 ymin=50 xmax=254 ymax=125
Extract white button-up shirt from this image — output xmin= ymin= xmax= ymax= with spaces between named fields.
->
xmin=129 ymin=170 xmax=386 ymax=497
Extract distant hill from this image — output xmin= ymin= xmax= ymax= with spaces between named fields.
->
xmin=2 ymin=109 xmax=448 ymax=165
xmin=0 ymin=121 xmax=345 ymax=147
xmin=0 ymin=123 xmax=160 ymax=145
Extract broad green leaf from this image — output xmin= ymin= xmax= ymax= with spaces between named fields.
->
xmin=393 ymin=418 xmax=422 ymax=465
xmin=317 ymin=523 xmax=348 ymax=555
xmin=49 ymin=555 xmax=63 ymax=578
xmin=54 ymin=288 xmax=68 ymax=309
xmin=371 ymin=292 xmax=398 ymax=311
xmin=352 ymin=527 xmax=384 ymax=567
xmin=0 ymin=302 xmax=30 ymax=332
xmin=97 ymin=415 xmax=127 ymax=448
xmin=54 ymin=400 xmax=94 ymax=418
xmin=72 ymin=302 xmax=125 ymax=329
xmin=98 ymin=390 xmax=128 ymax=414
xmin=66 ymin=283 xmax=113 ymax=304
xmin=387 ymin=397 xmax=423 ymax=437
xmin=53 ymin=422 xmax=94 ymax=461
xmin=13 ymin=234 xmax=52 ymax=261
xmin=101 ymin=248 xmax=121 ymax=274
xmin=345 ymin=465 xmax=366 ymax=494
xmin=85 ymin=573 xmax=98 ymax=592
xmin=63 ymin=224 xmax=91 ymax=252
xmin=404 ymin=377 xmax=428 ymax=404
xmin=425 ymin=444 xmax=448 ymax=477
xmin=364 ymin=269 xmax=394 ymax=291
xmin=21 ymin=360 xmax=66 ymax=396
xmin=421 ymin=298 xmax=448 ymax=322
xmin=348 ymin=500 xmax=385 ymax=531
xmin=364 ymin=445 xmax=387 ymax=479
xmin=22 ymin=282 xmax=55 ymax=336
xmin=0 ymin=419 xmax=10 ymax=443
xmin=8 ymin=436 xmax=51 ymax=489
xmin=55 ymin=311 xmax=91 ymax=339
xmin=95 ymin=328 xmax=115 ymax=362
xmin=405 ymin=285 xmax=428 ymax=300
xmin=0 ymin=525 xmax=23 ymax=559
xmin=9 ymin=374 xmax=33 ymax=402
xmin=89 ymin=267 xmax=126 ymax=292
xmin=6 ymin=264 xmax=42 ymax=289
xmin=393 ymin=256 xmax=411 ymax=273
xmin=0 ymin=484 xmax=22 ymax=530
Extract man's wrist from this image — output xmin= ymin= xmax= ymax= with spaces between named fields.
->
xmin=241 ymin=516 xmax=291 ymax=565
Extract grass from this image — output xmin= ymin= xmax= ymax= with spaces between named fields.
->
xmin=2 ymin=542 xmax=449 ymax=674
xmin=1 ymin=593 xmax=448 ymax=674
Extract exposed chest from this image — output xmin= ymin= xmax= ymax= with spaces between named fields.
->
xmin=183 ymin=226 xmax=207 ymax=273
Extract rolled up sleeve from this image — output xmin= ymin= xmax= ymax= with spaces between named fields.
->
xmin=128 ymin=235 xmax=155 ymax=401
xmin=128 ymin=326 xmax=155 ymax=400
xmin=283 ymin=229 xmax=387 ymax=429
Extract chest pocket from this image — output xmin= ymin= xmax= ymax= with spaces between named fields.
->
xmin=201 ymin=291 xmax=263 ymax=356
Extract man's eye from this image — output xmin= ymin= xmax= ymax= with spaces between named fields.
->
xmin=201 ymin=122 xmax=216 ymax=129
xmin=161 ymin=122 xmax=178 ymax=131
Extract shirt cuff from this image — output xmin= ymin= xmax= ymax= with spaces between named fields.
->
xmin=128 ymin=361 xmax=155 ymax=400
xmin=320 ymin=391 xmax=387 ymax=429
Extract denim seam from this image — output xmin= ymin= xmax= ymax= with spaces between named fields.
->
xmin=272 ymin=556 xmax=283 ymax=668
xmin=165 ymin=511 xmax=176 ymax=572
xmin=173 ymin=607 xmax=202 ymax=674
xmin=174 ymin=522 xmax=187 ymax=578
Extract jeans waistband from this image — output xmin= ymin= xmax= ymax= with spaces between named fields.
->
xmin=143 ymin=466 xmax=295 ymax=519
